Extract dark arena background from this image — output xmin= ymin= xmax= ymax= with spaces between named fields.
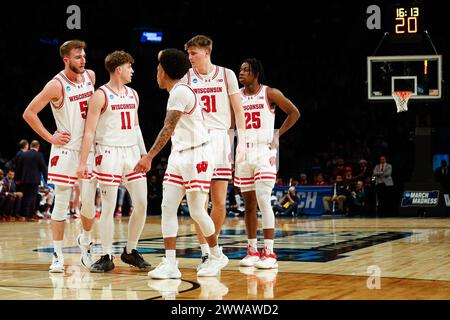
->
xmin=1 ymin=0 xmax=450 ymax=314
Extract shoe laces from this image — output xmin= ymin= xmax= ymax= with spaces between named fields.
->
xmin=261 ymin=248 xmax=276 ymax=260
xmin=97 ymin=254 xmax=113 ymax=264
xmin=247 ymin=246 xmax=260 ymax=257
xmin=130 ymin=249 xmax=146 ymax=263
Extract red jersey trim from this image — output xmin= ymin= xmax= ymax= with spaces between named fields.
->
xmin=50 ymin=78 xmax=65 ymax=109
xmin=85 ymin=70 xmax=95 ymax=86
xmin=97 ymin=88 xmax=108 ymax=115
xmin=176 ymin=83 xmax=197 ymax=115
xmin=266 ymin=86 xmax=275 ymax=114
xmin=193 ymin=65 xmax=219 ymax=81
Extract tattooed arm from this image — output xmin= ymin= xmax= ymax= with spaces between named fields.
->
xmin=134 ymin=110 xmax=183 ymax=173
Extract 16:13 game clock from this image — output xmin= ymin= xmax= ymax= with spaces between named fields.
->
xmin=394 ymin=5 xmax=421 ymax=35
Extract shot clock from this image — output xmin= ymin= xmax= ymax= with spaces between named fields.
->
xmin=391 ymin=3 xmax=424 ymax=42
xmin=395 ymin=6 xmax=420 ymax=34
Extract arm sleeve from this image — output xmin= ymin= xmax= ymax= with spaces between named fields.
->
xmin=225 ymin=68 xmax=240 ymax=95
xmin=135 ymin=125 xmax=147 ymax=155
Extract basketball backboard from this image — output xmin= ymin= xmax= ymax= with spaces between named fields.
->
xmin=367 ymin=55 xmax=442 ymax=101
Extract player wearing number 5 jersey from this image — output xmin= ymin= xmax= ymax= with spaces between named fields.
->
xmin=23 ymin=40 xmax=98 ymax=273
xmin=182 ymin=35 xmax=246 ymax=271
xmin=77 ymin=50 xmax=151 ymax=273
xmin=235 ymin=58 xmax=300 ymax=269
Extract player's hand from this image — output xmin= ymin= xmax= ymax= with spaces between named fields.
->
xmin=235 ymin=143 xmax=246 ymax=164
xmin=134 ymin=154 xmax=152 ymax=173
xmin=77 ymin=164 xmax=89 ymax=179
xmin=269 ymin=136 xmax=279 ymax=150
xmin=50 ymin=131 xmax=71 ymax=146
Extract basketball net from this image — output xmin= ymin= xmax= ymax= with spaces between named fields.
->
xmin=392 ymin=91 xmax=413 ymax=113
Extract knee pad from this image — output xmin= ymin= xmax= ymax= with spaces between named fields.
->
xmin=161 ymin=199 xmax=179 ymax=238
xmin=161 ymin=184 xmax=185 ymax=238
xmin=51 ymin=185 xmax=72 ymax=221
xmin=187 ymin=191 xmax=215 ymax=237
xmin=79 ymin=180 xmax=97 ymax=219
xmin=255 ymin=182 xmax=275 ymax=229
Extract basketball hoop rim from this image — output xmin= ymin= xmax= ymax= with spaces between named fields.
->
xmin=392 ymin=91 xmax=413 ymax=113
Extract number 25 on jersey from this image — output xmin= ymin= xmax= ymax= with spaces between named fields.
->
xmin=245 ymin=112 xmax=261 ymax=129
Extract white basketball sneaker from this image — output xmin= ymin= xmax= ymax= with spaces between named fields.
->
xmin=217 ymin=247 xmax=229 ymax=269
xmin=196 ymin=254 xmax=209 ymax=272
xmin=197 ymin=254 xmax=221 ymax=277
xmin=77 ymin=234 xmax=94 ymax=269
xmin=148 ymin=257 xmax=181 ymax=279
xmin=254 ymin=248 xmax=278 ymax=269
xmin=239 ymin=245 xmax=260 ymax=267
xmin=49 ymin=252 xmax=65 ymax=273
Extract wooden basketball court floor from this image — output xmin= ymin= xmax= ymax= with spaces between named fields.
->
xmin=1 ymin=215 xmax=450 ymax=300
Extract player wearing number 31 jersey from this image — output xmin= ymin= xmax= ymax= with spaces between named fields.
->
xmin=182 ymin=35 xmax=247 ymax=271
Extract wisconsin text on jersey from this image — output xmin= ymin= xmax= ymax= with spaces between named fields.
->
xmin=192 ymin=87 xmax=223 ymax=94
xmin=68 ymin=91 xmax=93 ymax=102
xmin=111 ymin=104 xmax=136 ymax=110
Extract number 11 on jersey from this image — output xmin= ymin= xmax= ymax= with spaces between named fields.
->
xmin=121 ymin=111 xmax=131 ymax=129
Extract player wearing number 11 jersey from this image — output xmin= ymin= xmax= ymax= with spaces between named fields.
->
xmin=23 ymin=40 xmax=98 ymax=273
xmin=77 ymin=50 xmax=151 ymax=273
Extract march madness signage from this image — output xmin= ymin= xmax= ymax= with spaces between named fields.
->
xmin=401 ymin=190 xmax=440 ymax=207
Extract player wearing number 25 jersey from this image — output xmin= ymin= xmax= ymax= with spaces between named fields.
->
xmin=235 ymin=58 xmax=300 ymax=270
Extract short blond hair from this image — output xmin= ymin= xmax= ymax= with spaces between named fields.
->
xmin=184 ymin=35 xmax=213 ymax=54
xmin=59 ymin=40 xmax=86 ymax=58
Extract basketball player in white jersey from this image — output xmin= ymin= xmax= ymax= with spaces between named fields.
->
xmin=77 ymin=50 xmax=151 ymax=273
xmin=23 ymin=40 xmax=98 ymax=273
xmin=134 ymin=48 xmax=224 ymax=278
xmin=235 ymin=58 xmax=300 ymax=269
xmin=183 ymin=35 xmax=246 ymax=270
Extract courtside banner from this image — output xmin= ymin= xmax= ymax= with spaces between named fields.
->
xmin=273 ymin=186 xmax=333 ymax=215
xmin=401 ymin=190 xmax=440 ymax=207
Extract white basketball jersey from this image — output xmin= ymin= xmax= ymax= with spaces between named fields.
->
xmin=95 ymin=84 xmax=138 ymax=147
xmin=240 ymin=85 xmax=275 ymax=144
xmin=185 ymin=66 xmax=231 ymax=130
xmin=50 ymin=71 xmax=95 ymax=151
xmin=168 ymin=83 xmax=210 ymax=151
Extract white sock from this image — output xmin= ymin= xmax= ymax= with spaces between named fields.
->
xmin=200 ymin=243 xmax=210 ymax=257
xmin=248 ymin=239 xmax=258 ymax=252
xmin=81 ymin=231 xmax=91 ymax=245
xmin=53 ymin=240 xmax=63 ymax=257
xmin=127 ymin=241 xmax=138 ymax=254
xmin=264 ymin=239 xmax=274 ymax=254
xmin=210 ymin=245 xmax=221 ymax=258
xmin=166 ymin=250 xmax=176 ymax=264
xmin=103 ymin=247 xmax=112 ymax=258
